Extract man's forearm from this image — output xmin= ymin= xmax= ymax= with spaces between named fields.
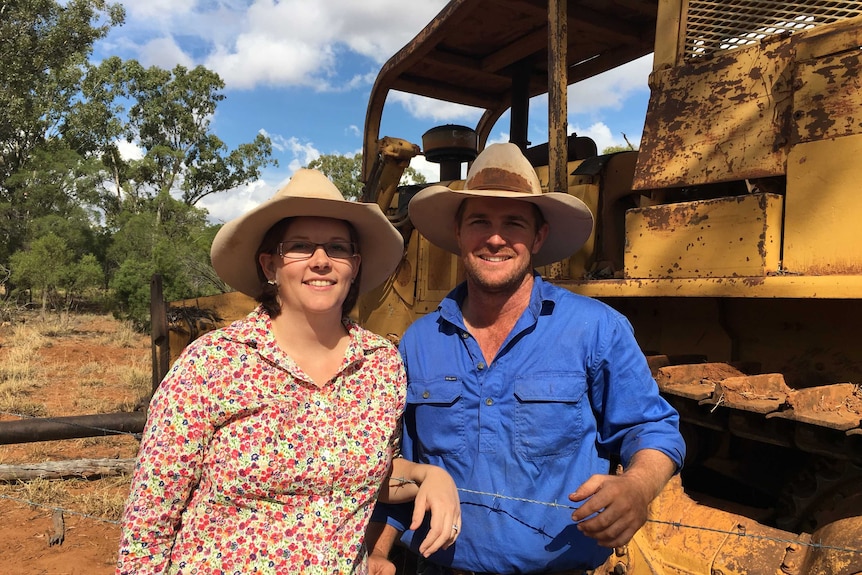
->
xmin=366 ymin=521 xmax=400 ymax=558
xmin=624 ymin=448 xmax=677 ymax=501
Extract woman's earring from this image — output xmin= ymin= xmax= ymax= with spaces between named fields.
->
xmin=267 ymin=279 xmax=277 ymax=286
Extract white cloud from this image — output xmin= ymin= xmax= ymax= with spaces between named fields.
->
xmin=111 ymin=0 xmax=449 ymax=91
xmin=408 ymin=155 xmax=442 ymax=183
xmin=198 ymin=178 xmax=278 ymax=225
xmin=139 ymin=37 xmax=194 ymax=69
xmin=284 ymin=137 xmax=321 ymax=167
xmin=570 ymin=122 xmax=616 ymax=153
xmin=122 ymin=0 xmax=196 ymax=23
xmin=567 ymin=55 xmax=653 ymax=114
xmin=389 ymin=92 xmax=482 ymax=124
xmin=115 ymin=139 xmax=144 ymax=161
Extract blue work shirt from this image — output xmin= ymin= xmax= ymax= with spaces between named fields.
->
xmin=376 ymin=274 xmax=685 ymax=573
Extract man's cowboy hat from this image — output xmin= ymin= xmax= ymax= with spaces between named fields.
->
xmin=408 ymin=142 xmax=594 ymax=266
xmin=211 ymin=169 xmax=404 ymax=297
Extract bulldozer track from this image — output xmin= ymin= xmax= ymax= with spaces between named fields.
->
xmin=650 ymin=356 xmax=862 ymax=532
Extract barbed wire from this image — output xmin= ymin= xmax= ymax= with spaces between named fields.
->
xmin=392 ymin=479 xmax=862 ymax=556
xmin=0 ymin=492 xmax=121 ymax=525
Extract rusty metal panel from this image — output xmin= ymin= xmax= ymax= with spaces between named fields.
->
xmin=784 ymin=134 xmax=862 ymax=275
xmin=634 ymin=38 xmax=794 ymax=190
xmin=416 ymin=235 xmax=461 ymax=313
xmin=792 ymin=48 xmax=862 ymax=143
xmin=625 ymin=193 xmax=783 ymax=279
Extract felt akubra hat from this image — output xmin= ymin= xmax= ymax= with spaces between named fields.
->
xmin=408 ymin=142 xmax=594 ymax=266
xmin=211 ymin=168 xmax=404 ymax=297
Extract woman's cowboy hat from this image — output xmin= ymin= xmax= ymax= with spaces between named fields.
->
xmin=408 ymin=142 xmax=594 ymax=266
xmin=211 ymin=169 xmax=404 ymax=297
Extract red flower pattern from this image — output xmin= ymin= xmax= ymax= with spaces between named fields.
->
xmin=116 ymin=307 xmax=405 ymax=574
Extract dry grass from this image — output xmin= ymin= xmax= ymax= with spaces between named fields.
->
xmin=0 ymin=323 xmax=47 ymax=417
xmin=116 ymin=365 xmax=152 ymax=411
xmin=0 ymin=309 xmax=149 ymax=574
xmin=96 ymin=320 xmax=140 ymax=349
xmin=0 ymin=308 xmax=149 ymax=500
xmin=25 ymin=312 xmax=78 ymax=338
xmin=1 ymin=475 xmax=130 ymax=521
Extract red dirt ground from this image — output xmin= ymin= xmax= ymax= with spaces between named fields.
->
xmin=0 ymin=313 xmax=149 ymax=575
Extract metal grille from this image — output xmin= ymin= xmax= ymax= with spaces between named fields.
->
xmin=685 ymin=0 xmax=862 ymax=59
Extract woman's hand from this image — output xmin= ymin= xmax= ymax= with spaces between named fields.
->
xmin=407 ymin=464 xmax=461 ymax=557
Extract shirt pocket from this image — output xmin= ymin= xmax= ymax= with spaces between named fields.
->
xmin=514 ymin=373 xmax=588 ymax=461
xmin=406 ymin=376 xmax=464 ymax=456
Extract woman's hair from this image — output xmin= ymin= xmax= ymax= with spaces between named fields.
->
xmin=254 ymin=217 xmax=362 ymax=318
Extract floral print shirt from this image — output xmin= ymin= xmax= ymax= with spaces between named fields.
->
xmin=117 ymin=307 xmax=406 ymax=575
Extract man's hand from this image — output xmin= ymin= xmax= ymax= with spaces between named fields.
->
xmin=367 ymin=551 xmax=396 ymax=575
xmin=568 ymin=449 xmax=676 ymax=548
xmin=366 ymin=522 xmax=398 ymax=575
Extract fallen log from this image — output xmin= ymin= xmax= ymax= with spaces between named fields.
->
xmin=0 ymin=458 xmax=136 ymax=482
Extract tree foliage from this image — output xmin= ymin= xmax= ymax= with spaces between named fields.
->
xmin=307 ymin=153 xmax=425 ymax=200
xmin=0 ymin=0 xmax=275 ymax=326
xmin=10 ymin=233 xmax=102 ymax=309
xmin=0 ymin=0 xmax=125 ymax=189
xmin=601 ymin=144 xmax=637 ymax=154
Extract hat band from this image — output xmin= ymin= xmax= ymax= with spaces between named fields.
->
xmin=467 ymin=167 xmax=538 ymax=194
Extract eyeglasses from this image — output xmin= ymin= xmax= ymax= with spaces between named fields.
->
xmin=276 ymin=240 xmax=358 ymax=261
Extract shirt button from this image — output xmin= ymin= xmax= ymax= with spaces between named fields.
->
xmin=461 ymin=331 xmax=469 ymax=339
xmin=422 ymin=391 xmax=430 ymax=399
xmin=485 ymin=398 xmax=494 ymax=406
xmin=477 ymin=362 xmax=485 ymax=370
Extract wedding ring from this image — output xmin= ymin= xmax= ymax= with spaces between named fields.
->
xmin=452 ymin=524 xmax=460 ymax=532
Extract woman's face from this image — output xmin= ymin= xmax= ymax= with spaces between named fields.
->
xmin=259 ymin=217 xmax=360 ymax=317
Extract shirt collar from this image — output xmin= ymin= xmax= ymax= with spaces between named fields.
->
xmin=219 ymin=305 xmax=391 ymax=362
xmin=438 ymin=271 xmax=556 ymax=330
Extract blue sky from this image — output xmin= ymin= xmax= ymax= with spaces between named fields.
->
xmin=93 ymin=0 xmax=654 ymax=223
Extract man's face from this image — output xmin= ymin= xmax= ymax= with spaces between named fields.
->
xmin=455 ymin=197 xmax=548 ymax=294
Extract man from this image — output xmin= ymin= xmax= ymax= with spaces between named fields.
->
xmin=369 ymin=143 xmax=685 ymax=575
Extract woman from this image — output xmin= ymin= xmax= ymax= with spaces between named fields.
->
xmin=116 ymin=169 xmax=460 ymax=574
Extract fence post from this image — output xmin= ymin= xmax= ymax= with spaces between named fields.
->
xmin=150 ymin=274 xmax=169 ymax=393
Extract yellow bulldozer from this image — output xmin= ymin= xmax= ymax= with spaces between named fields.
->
xmin=155 ymin=1 xmax=862 ymax=573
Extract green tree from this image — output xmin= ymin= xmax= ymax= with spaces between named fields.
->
xmin=9 ymin=233 xmax=102 ymax=310
xmin=602 ymin=134 xmax=638 ymax=154
xmin=602 ymin=144 xmax=637 ymax=154
xmin=0 ymin=0 xmax=124 ymax=188
xmin=107 ymin=195 xmax=221 ymax=327
xmin=121 ymin=62 xmax=276 ymax=207
xmin=0 ymin=0 xmax=124 ymax=268
xmin=0 ymin=0 xmax=276 ymax=319
xmin=308 ymin=153 xmax=425 ymax=199
xmin=307 ymin=153 xmax=364 ymax=199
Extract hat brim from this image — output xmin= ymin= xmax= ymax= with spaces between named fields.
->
xmin=211 ymin=195 xmax=404 ymax=298
xmin=408 ymin=185 xmax=594 ymax=267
